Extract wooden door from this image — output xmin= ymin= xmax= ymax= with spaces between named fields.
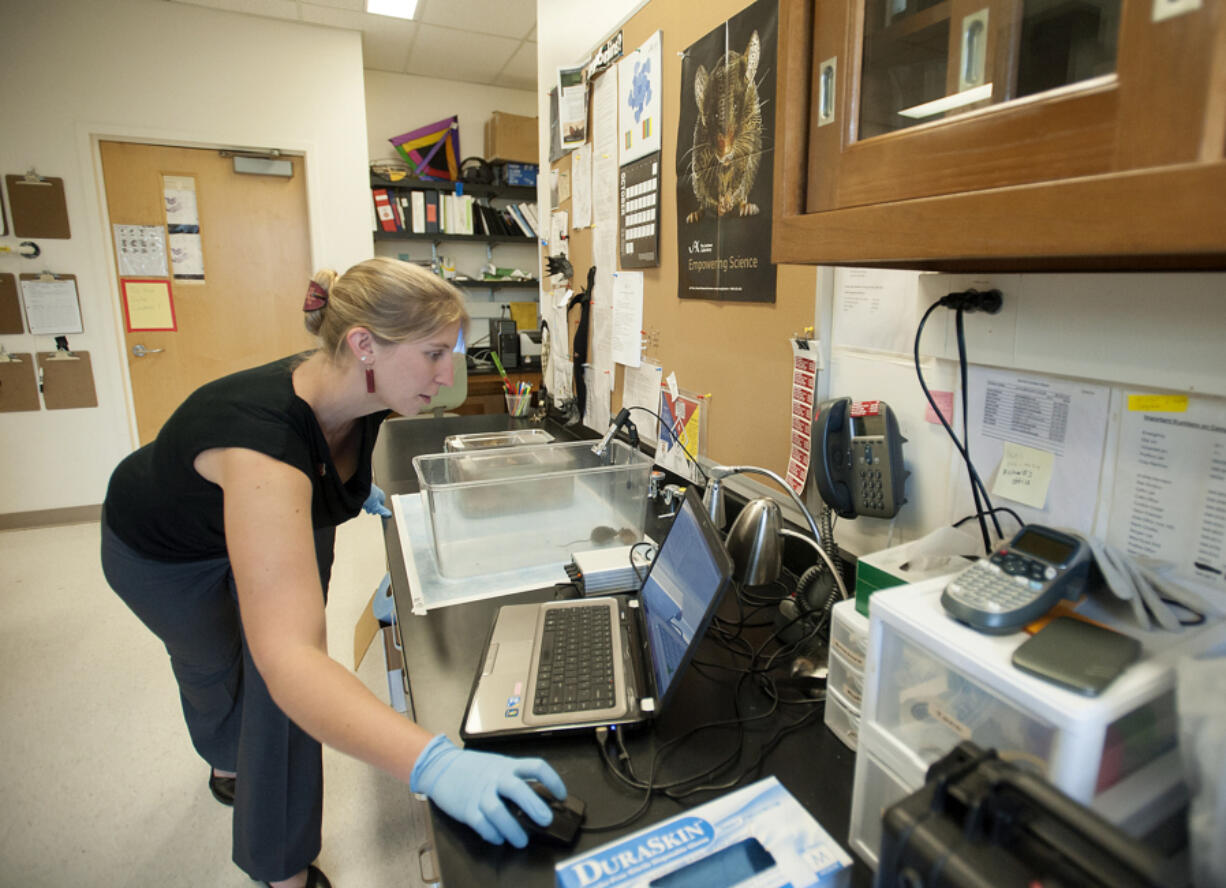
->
xmin=100 ymin=141 xmax=315 ymax=445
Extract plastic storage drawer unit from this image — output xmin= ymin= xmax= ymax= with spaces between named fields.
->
xmin=861 ymin=578 xmax=1224 ymax=816
xmin=831 ymin=597 xmax=870 ymax=670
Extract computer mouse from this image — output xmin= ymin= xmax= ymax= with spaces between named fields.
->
xmin=506 ymin=782 xmax=586 ymax=846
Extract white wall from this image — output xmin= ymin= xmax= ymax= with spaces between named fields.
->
xmin=365 ymin=70 xmax=537 ymax=168
xmin=365 ymin=70 xmax=540 ymax=339
xmin=0 ymin=0 xmax=372 ymax=516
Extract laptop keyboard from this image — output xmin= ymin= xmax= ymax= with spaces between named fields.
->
xmin=532 ymin=605 xmax=617 ymax=715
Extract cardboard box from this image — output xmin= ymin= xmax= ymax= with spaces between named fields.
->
xmin=485 ymin=112 xmax=538 ymax=164
xmin=554 ymin=777 xmax=851 ymax=888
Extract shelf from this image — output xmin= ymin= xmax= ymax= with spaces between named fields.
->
xmin=369 ymin=174 xmax=536 ymax=202
xmin=374 ymin=231 xmax=535 ymax=245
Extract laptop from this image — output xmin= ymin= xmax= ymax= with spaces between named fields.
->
xmin=460 ymin=486 xmax=734 ymax=741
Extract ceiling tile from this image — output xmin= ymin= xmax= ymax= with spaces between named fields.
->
xmin=498 ymin=41 xmax=538 ymax=90
xmin=403 ymin=24 xmax=520 ymax=84
xmin=362 ymin=24 xmax=420 ymax=72
xmin=298 ymin=4 xmax=371 ymax=28
xmin=417 ymin=0 xmax=536 ymax=41
xmin=301 ymin=0 xmax=364 ymax=10
xmin=174 ymin=0 xmax=300 ymax=20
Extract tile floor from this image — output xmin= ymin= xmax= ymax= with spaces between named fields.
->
xmin=0 ymin=514 xmax=424 ymax=887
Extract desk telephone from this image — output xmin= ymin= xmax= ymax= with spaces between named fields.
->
xmin=809 ymin=397 xmax=908 ymax=519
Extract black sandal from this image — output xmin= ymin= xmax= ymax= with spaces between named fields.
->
xmin=264 ymin=864 xmax=331 ymax=888
xmin=207 ymin=770 xmax=235 ymax=806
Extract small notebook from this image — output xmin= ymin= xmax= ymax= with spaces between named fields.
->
xmin=461 ymin=486 xmax=733 ymax=740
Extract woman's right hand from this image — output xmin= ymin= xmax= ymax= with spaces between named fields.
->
xmin=410 ymin=734 xmax=567 ymax=848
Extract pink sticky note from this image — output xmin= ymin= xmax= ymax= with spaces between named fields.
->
xmin=925 ymin=390 xmax=955 ymax=425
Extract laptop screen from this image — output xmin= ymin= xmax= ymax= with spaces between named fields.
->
xmin=638 ymin=490 xmax=731 ymax=704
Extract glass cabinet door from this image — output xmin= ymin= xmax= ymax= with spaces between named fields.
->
xmin=858 ymin=0 xmax=1122 ymax=140
xmin=805 ymin=0 xmax=1215 ymax=215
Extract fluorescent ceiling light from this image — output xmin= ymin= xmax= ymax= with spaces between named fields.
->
xmin=898 ymin=83 xmax=993 ymax=119
xmin=366 ymin=0 xmax=418 ymax=20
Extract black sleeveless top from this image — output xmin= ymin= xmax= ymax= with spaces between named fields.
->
xmin=104 ymin=354 xmax=389 ymax=562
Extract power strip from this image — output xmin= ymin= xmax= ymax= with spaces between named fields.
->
xmin=565 ymin=544 xmax=655 ymax=596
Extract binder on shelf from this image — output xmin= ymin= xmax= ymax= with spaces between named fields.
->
xmin=461 ymin=195 xmax=475 ymax=235
xmin=507 ymin=204 xmax=534 ymax=238
xmin=424 ymin=191 xmax=440 ymax=233
xmin=5 ymin=171 xmax=71 ymax=239
xmin=372 ymin=189 xmax=397 ymax=233
xmin=521 ymin=202 xmax=540 ymax=236
xmin=410 ymin=191 xmax=425 ymax=233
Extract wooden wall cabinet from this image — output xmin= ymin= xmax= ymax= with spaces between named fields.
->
xmin=772 ymin=0 xmax=1226 ymax=269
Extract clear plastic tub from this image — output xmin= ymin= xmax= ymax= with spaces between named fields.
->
xmin=412 ymin=439 xmax=652 ymax=578
xmin=443 ymin=428 xmax=554 ymax=452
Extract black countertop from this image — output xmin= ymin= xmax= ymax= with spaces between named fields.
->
xmin=372 ymin=413 xmax=871 ymax=887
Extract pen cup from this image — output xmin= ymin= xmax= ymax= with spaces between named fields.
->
xmin=505 ymin=391 xmax=528 ymax=416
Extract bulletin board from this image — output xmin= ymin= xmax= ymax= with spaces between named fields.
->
xmin=545 ymin=0 xmax=817 ymax=475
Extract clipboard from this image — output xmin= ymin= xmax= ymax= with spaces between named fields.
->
xmin=0 ymin=273 xmax=23 ymax=334
xmin=0 ymin=352 xmax=40 ymax=412
xmin=19 ymin=273 xmax=83 ymax=335
xmin=5 ymin=172 xmax=70 ymax=238
xmin=36 ymin=349 xmax=97 ymax=409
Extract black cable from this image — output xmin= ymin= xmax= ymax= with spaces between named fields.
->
xmin=954 ymin=507 xmax=1024 ymax=531
xmin=914 ymin=299 xmax=1001 ymax=555
xmin=626 ymin=405 xmax=710 ymax=482
xmin=629 ymin=541 xmax=656 ymax=584
xmin=956 ymin=309 xmax=992 ymax=552
xmin=956 ymin=309 xmax=1004 ymax=542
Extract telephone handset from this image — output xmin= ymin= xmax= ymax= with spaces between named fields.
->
xmin=809 ymin=397 xmax=908 ymax=519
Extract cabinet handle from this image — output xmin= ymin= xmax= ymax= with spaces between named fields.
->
xmin=959 ymin=9 xmax=990 ymax=92
xmin=818 ymin=57 xmax=838 ymax=127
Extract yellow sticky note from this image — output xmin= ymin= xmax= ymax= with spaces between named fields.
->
xmin=992 ymin=442 xmax=1055 ymax=510
xmin=1127 ymin=394 xmax=1189 ymax=413
xmin=123 ymin=280 xmax=176 ymax=331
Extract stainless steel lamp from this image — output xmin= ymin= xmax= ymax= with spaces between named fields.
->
xmin=702 ymin=464 xmax=849 ymax=600
xmin=725 ymin=497 xmax=783 ymax=585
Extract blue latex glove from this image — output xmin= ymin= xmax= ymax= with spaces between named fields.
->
xmin=410 ymin=733 xmax=566 ymax=848
xmin=362 ymin=483 xmax=392 ymax=518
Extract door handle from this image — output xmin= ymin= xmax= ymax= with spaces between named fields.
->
xmin=131 ymin=344 xmax=164 ymax=357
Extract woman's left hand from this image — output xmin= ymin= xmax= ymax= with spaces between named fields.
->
xmin=363 ymin=483 xmax=392 ymax=518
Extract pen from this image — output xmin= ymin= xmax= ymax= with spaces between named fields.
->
xmin=490 ymin=352 xmax=511 ymax=393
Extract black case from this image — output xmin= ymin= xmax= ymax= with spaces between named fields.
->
xmin=876 ymin=742 xmax=1181 ymax=888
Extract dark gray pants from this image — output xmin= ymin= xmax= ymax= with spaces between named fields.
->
xmin=100 ymin=520 xmax=336 ymax=883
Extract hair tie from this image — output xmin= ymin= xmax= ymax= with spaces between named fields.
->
xmin=303 ymin=280 xmax=328 ymax=312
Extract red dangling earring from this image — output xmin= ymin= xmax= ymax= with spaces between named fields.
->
xmin=362 ymin=356 xmax=375 ymax=393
